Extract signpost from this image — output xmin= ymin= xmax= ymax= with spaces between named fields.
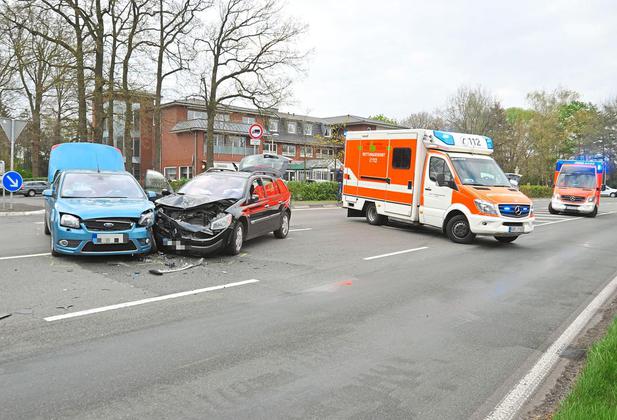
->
xmin=0 ymin=118 xmax=28 ymax=210
xmin=249 ymin=123 xmax=264 ymax=147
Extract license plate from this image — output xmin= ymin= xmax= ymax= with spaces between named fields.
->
xmin=509 ymin=226 xmax=524 ymax=233
xmin=92 ymin=233 xmax=127 ymax=244
xmin=565 ymin=205 xmax=578 ymax=211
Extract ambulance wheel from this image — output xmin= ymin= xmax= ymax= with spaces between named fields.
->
xmin=495 ymin=236 xmax=518 ymax=243
xmin=586 ymin=206 xmax=598 ymax=218
xmin=365 ymin=203 xmax=386 ymax=226
xmin=446 ymin=215 xmax=476 ymax=244
xmin=548 ymin=203 xmax=559 ymax=215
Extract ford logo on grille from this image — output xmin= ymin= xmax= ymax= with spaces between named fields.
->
xmin=514 ymin=206 xmax=522 ymax=216
xmin=103 ymin=222 xmax=115 ymax=228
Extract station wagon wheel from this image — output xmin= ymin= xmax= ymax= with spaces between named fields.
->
xmin=446 ymin=214 xmax=476 ymax=244
xmin=28 ymin=190 xmax=35 ymax=197
xmin=274 ymin=211 xmax=290 ymax=238
xmin=224 ymin=221 xmax=244 ymax=255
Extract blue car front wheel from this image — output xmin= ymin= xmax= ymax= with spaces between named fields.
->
xmin=50 ymin=230 xmax=60 ymax=257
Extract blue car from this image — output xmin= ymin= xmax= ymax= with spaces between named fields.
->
xmin=43 ymin=143 xmax=157 ymax=256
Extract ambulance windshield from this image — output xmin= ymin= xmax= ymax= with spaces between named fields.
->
xmin=556 ymin=166 xmax=596 ymax=189
xmin=450 ymin=156 xmax=511 ymax=187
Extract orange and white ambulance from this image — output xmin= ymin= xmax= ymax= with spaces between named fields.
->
xmin=549 ymin=160 xmax=603 ymax=217
xmin=342 ymin=129 xmax=535 ymax=243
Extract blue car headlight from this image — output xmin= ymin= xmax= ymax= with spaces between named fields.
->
xmin=60 ymin=213 xmax=81 ymax=229
xmin=138 ymin=210 xmax=155 ymax=227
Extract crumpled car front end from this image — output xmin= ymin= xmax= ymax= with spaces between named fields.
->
xmin=154 ymin=198 xmax=239 ymax=255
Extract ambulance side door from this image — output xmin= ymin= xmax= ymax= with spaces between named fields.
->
xmin=384 ymin=139 xmax=415 ymax=217
xmin=422 ymin=154 xmax=455 ymax=227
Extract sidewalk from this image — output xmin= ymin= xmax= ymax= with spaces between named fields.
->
xmin=292 ymin=200 xmax=341 ymax=209
xmin=0 ymin=196 xmax=45 ymax=216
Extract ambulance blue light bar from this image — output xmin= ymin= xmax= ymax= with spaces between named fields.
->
xmin=485 ymin=137 xmax=494 ymax=150
xmin=555 ymin=160 xmax=603 ymax=172
xmin=433 ymin=130 xmax=455 ymax=145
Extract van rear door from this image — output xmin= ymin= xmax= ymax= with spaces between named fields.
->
xmin=384 ymin=139 xmax=416 ymax=216
xmin=358 ymin=139 xmax=390 ymax=200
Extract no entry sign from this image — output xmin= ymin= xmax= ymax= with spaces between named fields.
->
xmin=249 ymin=123 xmax=264 ymax=140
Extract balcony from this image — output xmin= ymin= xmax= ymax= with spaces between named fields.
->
xmin=213 ymin=145 xmax=256 ymax=156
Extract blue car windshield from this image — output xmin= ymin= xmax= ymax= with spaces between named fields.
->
xmin=61 ymin=173 xmax=145 ymax=199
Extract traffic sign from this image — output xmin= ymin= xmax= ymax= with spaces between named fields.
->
xmin=0 ymin=118 xmax=28 ymax=145
xmin=249 ymin=123 xmax=264 ymax=140
xmin=250 ymin=138 xmax=261 ymax=146
xmin=2 ymin=170 xmax=23 ymax=192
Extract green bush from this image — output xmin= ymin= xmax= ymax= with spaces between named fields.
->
xmin=287 ymin=181 xmax=338 ymax=201
xmin=519 ymin=184 xmax=553 ymax=198
xmin=170 ymin=178 xmax=190 ymax=191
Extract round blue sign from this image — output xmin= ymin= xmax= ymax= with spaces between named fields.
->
xmin=2 ymin=170 xmax=23 ymax=192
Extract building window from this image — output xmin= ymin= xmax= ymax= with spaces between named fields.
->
xmin=287 ymin=122 xmax=297 ymax=134
xmin=187 ymin=109 xmax=206 ymax=120
xmin=269 ymin=119 xmax=279 ymax=132
xmin=132 ymin=163 xmax=141 ymax=180
xmin=324 ymin=127 xmax=332 ymax=137
xmin=300 ymin=146 xmax=313 ymax=157
xmin=303 ymin=123 xmax=312 ymax=136
xmin=318 ymin=148 xmax=334 ymax=158
xmin=282 ymin=144 xmax=296 ymax=157
xmin=179 ymin=166 xmax=193 ymax=179
xmin=392 ymin=148 xmax=411 ymax=169
xmin=164 ymin=167 xmax=178 ymax=180
xmin=132 ymin=137 xmax=140 ymax=158
xmin=263 ymin=142 xmax=277 ymax=153
xmin=215 ymin=113 xmax=229 ymax=121
xmin=243 ymin=116 xmax=256 ymax=125
xmin=132 ymin=108 xmax=140 ymax=128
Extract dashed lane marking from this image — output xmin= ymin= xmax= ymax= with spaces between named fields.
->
xmin=0 ymin=252 xmax=51 ymax=261
xmin=44 ymin=279 xmax=261 ymax=322
xmin=289 ymin=228 xmax=313 ymax=232
xmin=363 ymin=246 xmax=428 ymax=261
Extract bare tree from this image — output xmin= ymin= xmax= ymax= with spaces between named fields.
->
xmin=197 ymin=0 xmax=307 ymax=169
xmin=400 ymin=111 xmax=444 ymax=130
xmin=442 ymin=86 xmax=500 ymax=135
xmin=5 ymin=5 xmax=68 ymax=176
xmin=151 ymin=0 xmax=209 ymax=171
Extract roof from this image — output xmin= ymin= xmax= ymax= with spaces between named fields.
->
xmin=171 ymin=119 xmax=254 ymax=135
xmin=320 ymin=115 xmax=408 ymax=129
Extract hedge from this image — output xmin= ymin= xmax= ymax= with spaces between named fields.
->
xmin=170 ymin=178 xmax=190 ymax=191
xmin=287 ymin=181 xmax=338 ymax=201
xmin=519 ymin=184 xmax=553 ymax=198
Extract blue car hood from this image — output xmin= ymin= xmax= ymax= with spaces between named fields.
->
xmin=55 ymin=198 xmax=154 ymax=220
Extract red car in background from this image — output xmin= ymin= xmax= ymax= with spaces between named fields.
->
xmin=147 ymin=154 xmax=292 ymax=256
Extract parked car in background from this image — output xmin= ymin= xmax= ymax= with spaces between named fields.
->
xmin=600 ymin=184 xmax=617 ymax=198
xmin=148 ymin=154 xmax=292 ymax=256
xmin=19 ymin=180 xmax=50 ymax=197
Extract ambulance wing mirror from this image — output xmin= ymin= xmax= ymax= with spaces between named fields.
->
xmin=436 ymin=173 xmax=457 ymax=190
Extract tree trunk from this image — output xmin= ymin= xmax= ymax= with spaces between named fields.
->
xmin=91 ymin=0 xmax=105 ymax=144
xmin=31 ymin=106 xmax=41 ymax=177
xmin=206 ymin=103 xmax=216 ymax=170
xmin=153 ymin=47 xmax=164 ymax=171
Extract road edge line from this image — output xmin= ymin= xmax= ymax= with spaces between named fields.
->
xmin=44 ymin=279 xmax=260 ymax=322
xmin=485 ymin=272 xmax=617 ymax=420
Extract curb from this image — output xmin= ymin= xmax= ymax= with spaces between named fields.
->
xmin=292 ymin=204 xmax=341 ymax=209
xmin=0 ymin=209 xmax=45 ymax=216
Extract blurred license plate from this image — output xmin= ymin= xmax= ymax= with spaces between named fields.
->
xmin=93 ymin=233 xmax=127 ymax=244
xmin=565 ymin=205 xmax=578 ymax=211
xmin=509 ymin=226 xmax=524 ymax=233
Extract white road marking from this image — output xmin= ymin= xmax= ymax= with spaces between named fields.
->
xmin=485 ymin=272 xmax=617 ymax=420
xmin=0 ymin=252 xmax=51 ymax=261
xmin=599 ymin=210 xmax=617 ymax=216
xmin=534 ymin=217 xmax=582 ymax=227
xmin=289 ymin=228 xmax=313 ymax=232
xmin=44 ymin=279 xmax=260 ymax=322
xmin=34 ymin=221 xmax=44 ymax=224
xmin=363 ymin=246 xmax=428 ymax=261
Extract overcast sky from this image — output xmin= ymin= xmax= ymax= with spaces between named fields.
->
xmin=283 ymin=0 xmax=617 ymax=119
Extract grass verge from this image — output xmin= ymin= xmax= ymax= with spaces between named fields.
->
xmin=554 ymin=316 xmax=617 ymax=419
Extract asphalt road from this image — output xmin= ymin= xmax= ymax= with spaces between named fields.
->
xmin=1 ymin=199 xmax=617 ymax=419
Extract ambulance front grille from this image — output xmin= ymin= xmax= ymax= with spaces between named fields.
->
xmin=498 ymin=204 xmax=531 ymax=218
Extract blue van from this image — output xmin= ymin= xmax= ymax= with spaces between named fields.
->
xmin=43 ymin=143 xmax=157 ymax=256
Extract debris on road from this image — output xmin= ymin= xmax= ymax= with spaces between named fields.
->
xmin=149 ymin=258 xmax=205 ymax=276
xmin=0 ymin=312 xmax=11 ymax=320
xmin=56 ymin=305 xmax=74 ymax=311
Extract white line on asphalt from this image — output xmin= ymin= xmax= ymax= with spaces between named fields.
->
xmin=44 ymin=279 xmax=260 ymax=322
xmin=534 ymin=217 xmax=582 ymax=227
xmin=363 ymin=246 xmax=428 ymax=261
xmin=485 ymin=272 xmax=617 ymax=420
xmin=599 ymin=210 xmax=617 ymax=216
xmin=0 ymin=252 xmax=51 ymax=261
xmin=289 ymin=228 xmax=313 ymax=232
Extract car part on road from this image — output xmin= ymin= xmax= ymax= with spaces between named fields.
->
xmin=148 ymin=258 xmax=204 ymax=275
xmin=0 ymin=312 xmax=11 ymax=320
